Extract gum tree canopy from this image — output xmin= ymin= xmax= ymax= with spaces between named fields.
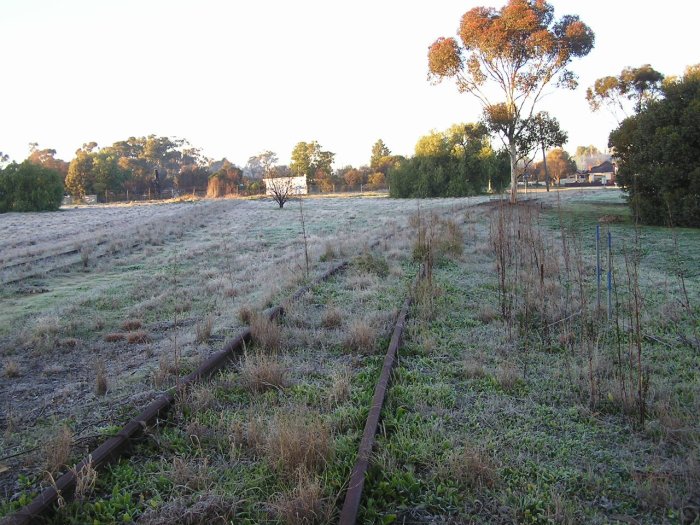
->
xmin=428 ymin=0 xmax=594 ymax=203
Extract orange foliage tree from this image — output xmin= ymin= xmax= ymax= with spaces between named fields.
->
xmin=427 ymin=0 xmax=594 ymax=203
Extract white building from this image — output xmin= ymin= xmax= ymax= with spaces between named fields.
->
xmin=263 ymin=175 xmax=308 ymax=196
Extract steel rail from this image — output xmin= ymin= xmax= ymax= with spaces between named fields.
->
xmin=2 ymin=261 xmax=348 ymax=525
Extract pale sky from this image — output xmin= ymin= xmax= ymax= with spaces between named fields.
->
xmin=1 ymin=0 xmax=698 ymax=168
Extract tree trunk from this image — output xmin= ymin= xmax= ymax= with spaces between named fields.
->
xmin=509 ymin=139 xmax=518 ymax=204
xmin=542 ymin=143 xmax=550 ymax=192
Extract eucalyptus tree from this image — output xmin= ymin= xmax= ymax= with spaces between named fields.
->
xmin=427 ymin=0 xmax=594 ymax=202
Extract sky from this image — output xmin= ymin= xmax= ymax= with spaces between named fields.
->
xmin=1 ymin=0 xmax=698 ymax=169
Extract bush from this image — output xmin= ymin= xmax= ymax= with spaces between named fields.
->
xmin=611 ymin=67 xmax=700 ymax=227
xmin=0 ymin=161 xmax=63 ymax=212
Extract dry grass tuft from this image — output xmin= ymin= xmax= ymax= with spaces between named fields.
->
xmin=70 ymin=456 xmax=98 ymax=501
xmin=239 ymin=352 xmax=288 ymax=393
xmin=250 ymin=314 xmax=282 ymax=353
xmin=354 ymin=251 xmax=389 ymax=277
xmin=463 ymin=355 xmax=487 ymax=380
xmin=229 ymin=415 xmax=267 ymax=457
xmin=265 ymin=411 xmax=332 ymax=478
xmin=171 ymin=457 xmax=212 ymax=493
xmin=343 ymin=319 xmax=377 ymax=354
xmin=441 ymin=445 xmax=497 ymax=489
xmin=238 ymin=306 xmax=254 ymax=325
xmin=328 ymin=366 xmax=352 ymax=406
xmin=58 ymin=337 xmax=79 ymax=348
xmin=496 ymin=363 xmax=520 ymax=392
xmin=321 ymin=307 xmax=343 ymax=329
xmin=127 ymin=330 xmax=151 ymax=344
xmin=95 ymin=359 xmax=108 ymax=396
xmin=632 ymin=468 xmax=671 ymax=511
xmin=44 ymin=425 xmax=73 ymax=474
xmin=4 ymin=359 xmax=20 ymax=378
xmin=104 ymin=332 xmax=125 ymax=343
xmin=120 ymin=319 xmax=142 ymax=331
xmin=195 ymin=315 xmax=214 ymax=344
xmin=272 ymin=470 xmax=327 ymax=525
xmin=476 ymin=305 xmax=499 ymax=324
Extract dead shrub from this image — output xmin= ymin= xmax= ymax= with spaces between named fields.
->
xmin=95 ymin=359 xmax=108 ymax=396
xmin=120 ymin=319 xmax=142 ymax=331
xmin=44 ymin=425 xmax=73 ymax=474
xmin=343 ymin=319 xmax=376 ymax=354
xmin=4 ymin=359 xmax=20 ymax=378
xmin=250 ymin=314 xmax=282 ymax=353
xmin=441 ymin=445 xmax=497 ymax=489
xmin=104 ymin=332 xmax=125 ymax=343
xmin=272 ymin=470 xmax=327 ymax=525
xmin=239 ymin=352 xmax=288 ymax=393
xmin=321 ymin=308 xmax=343 ymax=329
xmin=127 ymin=330 xmax=151 ymax=344
xmin=265 ymin=411 xmax=332 ymax=478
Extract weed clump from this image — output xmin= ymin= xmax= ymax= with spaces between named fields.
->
xmin=355 ymin=251 xmax=389 ymax=277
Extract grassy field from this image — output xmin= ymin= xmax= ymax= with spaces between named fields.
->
xmin=1 ymin=189 xmax=698 ymax=524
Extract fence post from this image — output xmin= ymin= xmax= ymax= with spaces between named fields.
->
xmin=607 ymin=231 xmax=612 ymax=320
xmin=596 ymin=224 xmax=601 ymax=312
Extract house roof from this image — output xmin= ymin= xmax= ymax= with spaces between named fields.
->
xmin=589 ymin=160 xmax=615 ymax=173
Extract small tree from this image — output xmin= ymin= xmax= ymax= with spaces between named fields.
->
xmin=521 ymin=112 xmax=568 ymax=191
xmin=428 ymin=0 xmax=594 ymax=203
xmin=265 ymin=175 xmax=295 ymax=209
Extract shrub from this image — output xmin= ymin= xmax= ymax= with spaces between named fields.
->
xmin=611 ymin=68 xmax=700 ymax=226
xmin=0 ymin=161 xmax=63 ymax=213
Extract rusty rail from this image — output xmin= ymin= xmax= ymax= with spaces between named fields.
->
xmin=339 ymin=265 xmax=424 ymax=524
xmin=2 ymin=261 xmax=348 ymax=525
